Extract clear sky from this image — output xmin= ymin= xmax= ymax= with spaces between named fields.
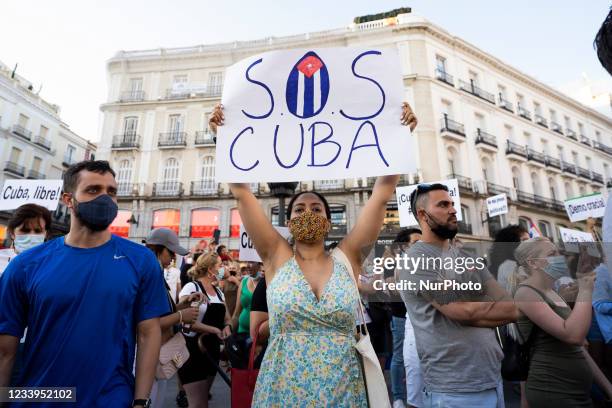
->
xmin=2 ymin=0 xmax=610 ymax=142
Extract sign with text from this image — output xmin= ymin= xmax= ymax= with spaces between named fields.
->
xmin=396 ymin=179 xmax=462 ymax=227
xmin=564 ymin=193 xmax=606 ymax=222
xmin=216 ymin=47 xmax=415 ymax=182
xmin=238 ymin=224 xmax=291 ymax=262
xmin=0 ymin=179 xmax=63 ymax=211
xmin=486 ymin=194 xmax=508 ymax=218
xmin=559 ymin=227 xmax=597 ymax=255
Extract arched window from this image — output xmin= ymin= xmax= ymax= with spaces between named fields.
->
xmin=538 ymin=221 xmax=551 ymax=239
xmin=190 ymin=208 xmax=220 ymax=238
xmin=152 ymin=209 xmax=180 ymax=235
xmin=230 ymin=208 xmax=242 ymax=238
xmin=117 ymin=160 xmax=133 ymax=195
xmin=109 ymin=210 xmax=131 ymax=238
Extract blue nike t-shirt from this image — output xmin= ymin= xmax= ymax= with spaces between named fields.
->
xmin=0 ymin=235 xmax=171 ymax=407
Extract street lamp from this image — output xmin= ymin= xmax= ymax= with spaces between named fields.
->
xmin=267 ymin=182 xmax=299 ymax=226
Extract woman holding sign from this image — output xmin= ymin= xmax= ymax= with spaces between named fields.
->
xmin=210 ymin=103 xmax=417 ymax=407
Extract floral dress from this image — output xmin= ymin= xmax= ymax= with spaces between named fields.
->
xmin=252 ymin=251 xmax=367 ymax=407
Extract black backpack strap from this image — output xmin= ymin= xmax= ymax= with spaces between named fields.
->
xmin=193 ymin=280 xmax=212 ymax=300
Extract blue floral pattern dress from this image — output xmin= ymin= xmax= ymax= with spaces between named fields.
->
xmin=252 ymin=251 xmax=367 ymax=407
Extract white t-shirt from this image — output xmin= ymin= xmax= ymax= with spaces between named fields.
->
xmin=179 ymin=281 xmax=225 ymax=338
xmin=164 ymin=267 xmax=181 ymax=301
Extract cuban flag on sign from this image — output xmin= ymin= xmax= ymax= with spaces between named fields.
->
xmin=286 ymin=51 xmax=330 ymax=118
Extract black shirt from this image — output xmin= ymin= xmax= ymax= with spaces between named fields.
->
xmin=251 ymin=279 xmax=267 ymax=313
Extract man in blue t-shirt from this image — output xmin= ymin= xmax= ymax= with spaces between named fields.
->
xmin=0 ymin=160 xmax=170 ymax=408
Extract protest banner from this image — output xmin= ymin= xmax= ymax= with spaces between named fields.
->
xmin=563 ymin=193 xmax=606 ymax=222
xmin=486 ymin=194 xmax=508 ymax=218
xmin=0 ymin=179 xmax=63 ymax=211
xmin=216 ymin=47 xmax=415 ymax=182
xmin=239 ymin=224 xmax=291 ymax=262
xmin=559 ymin=227 xmax=598 ymax=255
xmin=396 ymin=179 xmax=462 ymax=227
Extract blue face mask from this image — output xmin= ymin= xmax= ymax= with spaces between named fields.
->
xmin=543 ymin=256 xmax=570 ymax=280
xmin=14 ymin=234 xmax=45 ymax=253
xmin=216 ymin=267 xmax=225 ymax=280
xmin=73 ymin=194 xmax=118 ymax=231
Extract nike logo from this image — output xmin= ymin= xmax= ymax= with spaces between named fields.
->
xmin=114 ymin=255 xmax=126 ymax=260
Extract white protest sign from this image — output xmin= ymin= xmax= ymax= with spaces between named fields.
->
xmin=564 ymin=193 xmax=606 ymax=222
xmin=216 ymin=47 xmax=415 ymax=182
xmin=0 ymin=179 xmax=63 ymax=211
xmin=395 ymin=179 xmax=462 ymax=227
xmin=487 ymin=194 xmax=508 ymax=218
xmin=559 ymin=227 xmax=595 ymax=243
xmin=239 ymin=224 xmax=291 ymax=262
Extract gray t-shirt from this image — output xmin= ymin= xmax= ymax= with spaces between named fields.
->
xmin=398 ymin=241 xmax=503 ymax=393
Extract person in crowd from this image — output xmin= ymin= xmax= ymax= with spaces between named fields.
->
xmin=144 ymin=227 xmax=201 ymax=408
xmin=0 ymin=204 xmax=52 ymax=386
xmin=217 ymin=244 xmax=233 ymax=262
xmin=512 ymin=238 xmax=612 ymax=407
xmin=164 ymin=259 xmax=182 ymax=303
xmin=178 ymin=252 xmax=232 ymax=408
xmin=232 ymin=262 xmax=262 ymax=341
xmin=488 ymin=225 xmax=529 ymax=281
xmin=222 ymin=261 xmax=241 ymax=316
xmin=210 ymin=101 xmax=417 ymax=406
xmin=399 ymin=183 xmax=519 ymax=408
xmin=0 ymin=204 xmax=51 ymax=276
xmin=250 ymin=277 xmax=269 ymax=369
xmin=0 ymin=160 xmax=169 ymax=407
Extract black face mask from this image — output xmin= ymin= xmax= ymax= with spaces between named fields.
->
xmin=425 ymin=211 xmax=458 ymax=240
xmin=73 ymin=194 xmax=118 ymax=232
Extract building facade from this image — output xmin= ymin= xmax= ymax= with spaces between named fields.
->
xmin=98 ymin=11 xmax=612 ymax=252
xmin=0 ymin=61 xmax=95 ymax=240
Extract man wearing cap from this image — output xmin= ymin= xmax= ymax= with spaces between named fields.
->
xmin=0 ymin=160 xmax=170 ymax=408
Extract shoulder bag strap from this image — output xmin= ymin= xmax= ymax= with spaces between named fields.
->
xmin=332 ymin=248 xmax=369 ymax=337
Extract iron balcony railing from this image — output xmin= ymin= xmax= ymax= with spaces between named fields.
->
xmin=191 ymin=180 xmax=218 ymax=196
xmin=62 ymin=154 xmax=76 ymax=167
xmin=435 ymin=69 xmax=454 ymax=86
xmin=4 ymin=161 xmax=25 ymax=176
xmin=475 ymin=129 xmax=498 ymax=148
xmin=516 ymin=191 xmax=565 ymax=212
xmin=506 ymin=141 xmax=527 ymax=158
xmin=498 ymin=95 xmax=514 ymax=112
xmin=117 ymin=183 xmax=137 ymax=197
xmin=120 ymin=90 xmax=145 ymax=102
xmin=550 ymin=121 xmax=563 ymax=134
xmin=592 ymin=141 xmax=612 ymax=155
xmin=535 ymin=114 xmax=548 ymax=128
xmin=580 ymin=136 xmax=591 ymax=147
xmin=577 ymin=167 xmax=591 ymax=179
xmin=194 ymin=131 xmax=215 ymax=145
xmin=158 ymin=132 xmax=187 ymax=147
xmin=447 ymin=174 xmax=473 ymax=191
xmin=440 ymin=114 xmax=465 ymax=136
xmin=457 ymin=221 xmax=473 ymax=235
xmin=153 ymin=181 xmax=183 ymax=197
xmin=592 ymin=172 xmax=604 ymax=184
xmin=526 ymin=148 xmax=546 ymax=164
xmin=27 ymin=169 xmax=45 ymax=179
xmin=544 ymin=155 xmax=561 ymax=169
xmin=314 ymin=180 xmax=346 ymax=192
xmin=566 ymin=129 xmax=577 ymax=140
xmin=458 ymin=79 xmax=496 ymax=104
xmin=12 ymin=125 xmax=32 ymax=140
xmin=560 ymin=160 xmax=576 ymax=174
xmin=517 ymin=105 xmax=532 ymax=121
xmin=486 ymin=182 xmax=511 ymax=196
xmin=112 ymin=134 xmax=140 ymax=149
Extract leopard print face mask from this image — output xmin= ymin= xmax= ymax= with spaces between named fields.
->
xmin=288 ymin=210 xmax=330 ymax=243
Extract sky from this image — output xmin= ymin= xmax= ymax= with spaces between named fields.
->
xmin=1 ymin=0 xmax=611 ymax=142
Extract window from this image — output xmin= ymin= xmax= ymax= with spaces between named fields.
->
xmin=32 ymin=157 xmax=42 ymax=172
xmin=208 ymin=72 xmax=223 ymax=94
xmin=482 ymin=158 xmax=494 ymax=182
xmin=549 ymin=109 xmax=557 ymax=122
xmin=123 ymin=116 xmax=138 ymax=137
xmin=190 ymin=208 xmax=219 ymax=238
xmin=315 ymin=179 xmax=344 ymax=190
xmin=441 ymin=100 xmax=453 ymax=119
xmin=435 ymin=55 xmax=447 ymax=73
xmin=578 ymin=122 xmax=585 ymax=136
xmin=518 ymin=217 xmax=530 ymax=232
xmin=548 ymin=178 xmax=556 ymax=200
xmin=512 ymin=167 xmax=521 ymax=190
xmin=505 ymin=125 xmax=514 ymax=142
xmin=383 ymin=204 xmax=400 ymax=230
xmin=564 ymin=182 xmax=574 ymax=199
xmin=531 ymin=172 xmax=540 ymax=195
xmin=39 ymin=125 xmax=48 ymax=139
xmin=533 ymin=102 xmax=541 ymax=115
xmin=595 ymin=131 xmax=602 ymax=143
xmin=117 ymin=160 xmax=132 ymax=195
xmin=129 ymin=78 xmax=143 ymax=92
xmin=230 ymin=208 xmax=242 ymax=238
xmin=168 ymin=114 xmax=184 ymax=134
xmin=330 ymin=205 xmax=347 ymax=234
xmin=153 ymin=209 xmax=181 ymax=235
xmin=604 ymin=163 xmax=610 ymax=179
xmin=475 ymin=113 xmax=486 ymax=131
xmin=66 ymin=145 xmax=76 ymax=163
xmin=564 ymin=116 xmax=571 ymax=130
xmin=586 ymin=157 xmax=592 ymax=171
xmin=447 ymin=146 xmax=460 ymax=175
xmin=498 ymin=85 xmax=507 ymax=99
xmin=468 ymin=70 xmax=479 ymax=86
xmin=572 ymin=151 xmax=579 ymax=166
xmin=524 ymin=132 xmax=532 ymax=148
xmin=173 ymin=74 xmax=188 ymax=85
xmin=516 ymin=94 xmax=525 ymax=108
xmin=109 ymin=210 xmax=132 ymax=238
xmin=18 ymin=114 xmax=29 ymax=128
xmin=579 ymin=185 xmax=586 ymax=196
xmin=200 ymin=156 xmax=216 ymax=192
xmin=9 ymin=147 xmax=22 ymax=164
xmin=541 ymin=139 xmax=549 ymax=155
xmin=557 ymin=146 xmax=564 ymax=161
xmin=538 ymin=221 xmax=551 ymax=239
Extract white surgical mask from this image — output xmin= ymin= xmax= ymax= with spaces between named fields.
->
xmin=13 ymin=234 xmax=45 ymax=254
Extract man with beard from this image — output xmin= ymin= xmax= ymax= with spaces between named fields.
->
xmin=398 ymin=183 xmax=518 ymax=408
xmin=0 ymin=160 xmax=169 ymax=408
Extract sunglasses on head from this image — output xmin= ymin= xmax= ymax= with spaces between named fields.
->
xmin=410 ymin=183 xmax=434 ymax=209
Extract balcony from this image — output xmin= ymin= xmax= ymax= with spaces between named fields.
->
xmin=576 ymin=166 xmax=591 ymax=180
xmin=579 ymin=135 xmax=591 ymax=147
xmin=457 ymin=221 xmax=473 ymax=235
xmin=526 ymin=148 xmax=546 ymax=167
xmin=534 ymin=114 xmax=548 ymax=128
xmin=12 ymin=125 xmax=32 ymax=140
xmin=447 ymin=174 xmax=473 ymax=192
xmin=27 ymin=169 xmax=45 ymax=179
xmin=560 ymin=160 xmax=576 ymax=176
xmin=164 ymin=86 xmax=223 ymax=100
xmin=435 ymin=69 xmax=454 ymax=86
xmin=440 ymin=115 xmax=466 ymax=141
xmin=458 ymin=79 xmax=496 ymax=104
xmin=314 ymin=179 xmax=346 ymax=192
xmin=112 ymin=134 xmax=140 ymax=149
xmin=550 ymin=121 xmax=563 ymax=135
xmin=565 ymin=128 xmax=577 ymax=141
xmin=517 ymin=105 xmax=532 ymax=121
xmin=191 ymin=180 xmax=219 ymax=196
xmin=119 ymin=90 xmax=145 ymax=102
xmin=4 ymin=161 xmax=25 ymax=177
xmin=544 ymin=155 xmax=562 ymax=172
xmin=158 ymin=132 xmax=187 ymax=148
xmin=33 ymin=135 xmax=52 ymax=151
xmin=498 ymin=95 xmax=514 ymax=113
xmin=592 ymin=172 xmax=604 ymax=184
xmin=153 ymin=181 xmax=183 ymax=197
xmin=165 ymin=88 xmax=190 ymax=100
xmin=194 ymin=130 xmax=215 ymax=146
xmin=516 ymin=191 xmax=565 ymax=213
xmin=593 ymin=141 xmax=612 ymax=156
xmin=62 ymin=154 xmax=76 ymax=167
xmin=486 ymin=182 xmax=511 ymax=196
xmin=505 ymin=141 xmax=527 ymax=161
xmin=117 ymin=183 xmax=139 ymax=197
xmin=474 ymin=129 xmax=498 ymax=151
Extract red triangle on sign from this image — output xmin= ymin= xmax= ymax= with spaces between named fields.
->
xmin=297 ymin=56 xmax=323 ymax=78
